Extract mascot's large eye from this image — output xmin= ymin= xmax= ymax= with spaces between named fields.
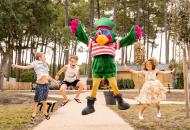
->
xmin=98 ymin=30 xmax=102 ymax=35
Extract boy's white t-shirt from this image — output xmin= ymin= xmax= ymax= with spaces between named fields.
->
xmin=31 ymin=60 xmax=49 ymax=80
xmin=64 ymin=64 xmax=79 ymax=82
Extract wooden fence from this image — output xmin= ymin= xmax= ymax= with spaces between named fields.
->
xmin=3 ymin=82 xmax=32 ymax=90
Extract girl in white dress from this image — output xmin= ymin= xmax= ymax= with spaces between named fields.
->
xmin=125 ymin=58 xmax=174 ymax=120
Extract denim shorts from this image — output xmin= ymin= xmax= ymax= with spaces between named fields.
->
xmin=34 ymin=83 xmax=49 ymax=103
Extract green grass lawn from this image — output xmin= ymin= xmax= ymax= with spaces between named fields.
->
xmin=0 ymin=91 xmax=66 ymax=130
xmin=109 ymin=104 xmax=190 ymax=130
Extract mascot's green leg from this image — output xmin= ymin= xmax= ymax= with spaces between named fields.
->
xmin=82 ymin=78 xmax=101 ymax=115
xmin=108 ymin=77 xmax=130 ymax=110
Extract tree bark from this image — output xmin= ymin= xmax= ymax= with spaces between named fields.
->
xmin=52 ymin=39 xmax=57 ymax=77
xmin=96 ymin=0 xmax=100 ymax=18
xmin=164 ymin=0 xmax=169 ymax=63
xmin=64 ymin=0 xmax=69 ymax=27
xmin=159 ymin=32 xmax=163 ymax=63
xmin=87 ymin=0 xmax=94 ymax=80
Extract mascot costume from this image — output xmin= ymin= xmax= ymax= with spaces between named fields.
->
xmin=70 ymin=18 xmax=141 ymax=115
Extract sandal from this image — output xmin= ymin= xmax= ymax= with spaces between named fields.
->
xmin=44 ymin=114 xmax=50 ymax=120
xmin=61 ymin=100 xmax=69 ymax=106
xmin=74 ymin=98 xmax=81 ymax=103
xmin=31 ymin=115 xmax=36 ymax=121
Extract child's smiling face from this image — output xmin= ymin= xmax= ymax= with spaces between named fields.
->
xmin=145 ymin=61 xmax=153 ymax=70
xmin=69 ymin=58 xmax=77 ymax=68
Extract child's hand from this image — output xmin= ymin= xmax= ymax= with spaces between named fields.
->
xmin=11 ymin=64 xmax=17 ymax=68
xmin=55 ymin=75 xmax=59 ymax=80
xmin=125 ymin=64 xmax=130 ymax=72
xmin=171 ymin=68 xmax=175 ymax=73
xmin=52 ymin=79 xmax=59 ymax=85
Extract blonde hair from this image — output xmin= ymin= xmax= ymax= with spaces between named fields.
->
xmin=35 ymin=52 xmax=44 ymax=60
xmin=143 ymin=57 xmax=157 ymax=70
xmin=69 ymin=55 xmax=78 ymax=61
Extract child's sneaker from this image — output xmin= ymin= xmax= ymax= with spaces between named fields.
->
xmin=156 ymin=112 xmax=161 ymax=118
xmin=138 ymin=113 xmax=144 ymax=120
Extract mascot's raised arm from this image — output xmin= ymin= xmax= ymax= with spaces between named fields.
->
xmin=70 ymin=17 xmax=141 ymax=115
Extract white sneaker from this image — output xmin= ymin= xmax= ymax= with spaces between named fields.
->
xmin=138 ymin=113 xmax=144 ymax=120
xmin=156 ymin=112 xmax=161 ymax=118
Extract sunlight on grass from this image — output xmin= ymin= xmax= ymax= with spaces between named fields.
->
xmin=109 ymin=104 xmax=190 ymax=130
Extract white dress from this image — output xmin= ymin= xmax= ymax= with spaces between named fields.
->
xmin=136 ymin=70 xmax=167 ymax=104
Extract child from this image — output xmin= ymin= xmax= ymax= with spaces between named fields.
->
xmin=125 ymin=58 xmax=174 ymax=120
xmin=55 ymin=55 xmax=84 ymax=106
xmin=12 ymin=52 xmax=57 ymax=121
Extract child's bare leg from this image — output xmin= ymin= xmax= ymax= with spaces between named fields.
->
xmin=32 ymin=102 xmax=38 ymax=117
xmin=139 ymin=104 xmax=149 ymax=120
xmin=139 ymin=104 xmax=149 ymax=114
xmin=42 ymin=101 xmax=50 ymax=120
xmin=156 ymin=101 xmax=160 ymax=112
xmin=42 ymin=101 xmax=48 ymax=115
xmin=60 ymin=84 xmax=68 ymax=101
xmin=156 ymin=101 xmax=161 ymax=117
xmin=75 ymin=81 xmax=84 ymax=99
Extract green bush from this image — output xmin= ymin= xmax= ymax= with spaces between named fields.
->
xmin=11 ymin=70 xmax=36 ymax=83
xmin=174 ymin=73 xmax=184 ymax=89
xmin=117 ymin=79 xmax=135 ymax=89
xmin=20 ymin=71 xmax=36 ymax=83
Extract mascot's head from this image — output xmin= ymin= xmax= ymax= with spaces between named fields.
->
xmin=93 ymin=18 xmax=116 ymax=45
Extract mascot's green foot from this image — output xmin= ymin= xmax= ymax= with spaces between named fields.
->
xmin=82 ymin=96 xmax=96 ymax=115
xmin=114 ymin=94 xmax=130 ymax=110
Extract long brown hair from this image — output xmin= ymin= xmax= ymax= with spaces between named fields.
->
xmin=143 ymin=58 xmax=157 ymax=70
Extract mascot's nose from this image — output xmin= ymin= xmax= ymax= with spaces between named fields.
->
xmin=95 ymin=34 xmax=109 ymax=46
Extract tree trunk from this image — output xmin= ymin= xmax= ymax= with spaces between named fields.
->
xmin=113 ymin=0 xmax=117 ymax=23
xmin=0 ymin=49 xmax=14 ymax=90
xmin=143 ymin=0 xmax=146 ymax=46
xmin=172 ymin=36 xmax=176 ymax=60
xmin=7 ymin=50 xmax=13 ymax=81
xmin=159 ymin=32 xmax=163 ymax=63
xmin=44 ymin=38 xmax=48 ymax=54
xmin=146 ymin=0 xmax=150 ymax=59
xmin=125 ymin=46 xmax=128 ymax=64
xmin=16 ymin=47 xmax=22 ymax=82
xmin=164 ymin=0 xmax=169 ymax=63
xmin=50 ymin=54 xmax=54 ymax=76
xmin=64 ymin=0 xmax=69 ymax=27
xmin=64 ymin=48 xmax=69 ymax=65
xmin=129 ymin=46 xmax=133 ymax=64
xmin=121 ymin=48 xmax=125 ymax=65
xmin=87 ymin=0 xmax=94 ymax=79
xmin=151 ymin=41 xmax=155 ymax=57
xmin=96 ymin=0 xmax=100 ymax=18
xmin=136 ymin=0 xmax=141 ymax=24
xmin=52 ymin=40 xmax=57 ymax=77
xmin=58 ymin=46 xmax=64 ymax=70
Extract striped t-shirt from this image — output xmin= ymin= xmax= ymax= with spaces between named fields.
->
xmin=88 ymin=38 xmax=120 ymax=57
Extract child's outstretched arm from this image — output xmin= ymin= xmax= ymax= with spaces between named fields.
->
xmin=55 ymin=66 xmax=67 ymax=80
xmin=11 ymin=64 xmax=33 ymax=70
xmin=125 ymin=64 xmax=144 ymax=74
xmin=157 ymin=68 xmax=175 ymax=74
xmin=48 ymin=75 xmax=59 ymax=85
